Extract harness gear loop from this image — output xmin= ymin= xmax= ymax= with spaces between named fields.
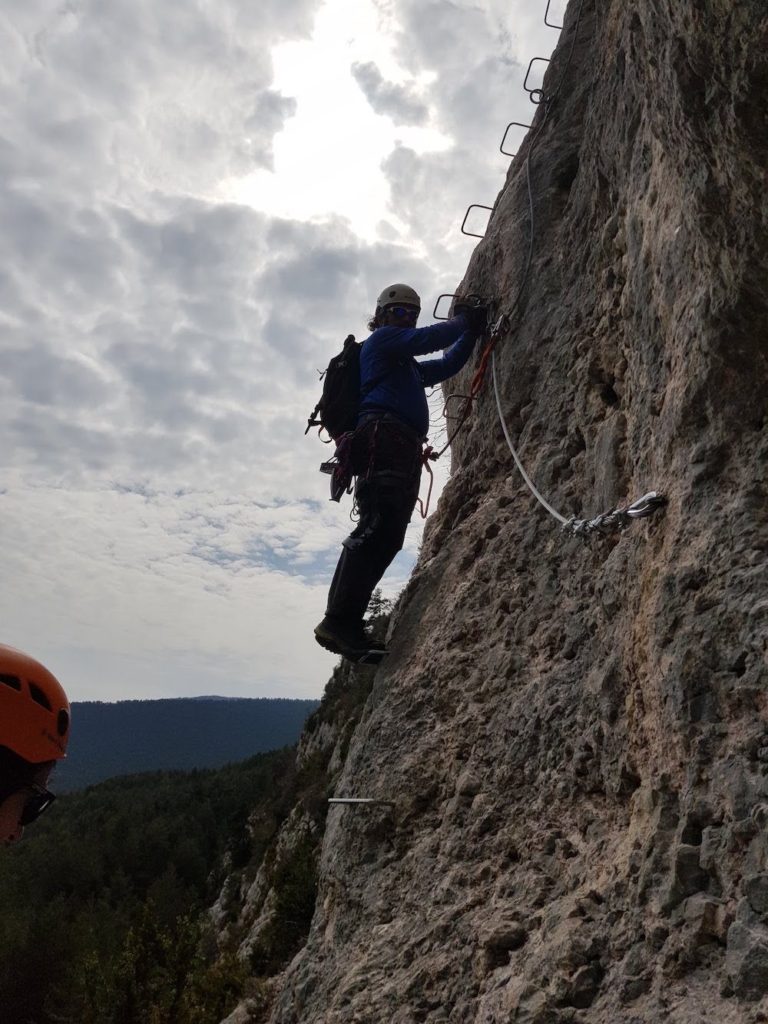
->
xmin=321 ymin=431 xmax=356 ymax=503
xmin=417 ymin=445 xmax=438 ymax=520
xmin=341 ymin=419 xmax=438 ymax=520
xmin=363 ymin=420 xmax=381 ymax=482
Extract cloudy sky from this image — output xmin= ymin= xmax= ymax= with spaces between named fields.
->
xmin=1 ymin=0 xmax=565 ymax=702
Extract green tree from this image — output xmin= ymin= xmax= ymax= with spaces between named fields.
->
xmin=366 ymin=587 xmax=392 ymax=620
xmin=0 ymin=748 xmax=294 ymax=1024
xmin=250 ymin=832 xmax=318 ymax=976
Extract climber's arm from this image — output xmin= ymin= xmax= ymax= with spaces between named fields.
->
xmin=418 ymin=329 xmax=479 ymax=386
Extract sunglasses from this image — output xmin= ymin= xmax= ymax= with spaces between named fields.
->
xmin=19 ymin=783 xmax=56 ymax=826
xmin=389 ymin=306 xmax=420 ymax=320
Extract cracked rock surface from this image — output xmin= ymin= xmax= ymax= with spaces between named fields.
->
xmin=235 ymin=1 xmax=768 ymax=1021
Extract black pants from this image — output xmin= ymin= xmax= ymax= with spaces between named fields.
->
xmin=325 ymin=417 xmax=422 ymax=625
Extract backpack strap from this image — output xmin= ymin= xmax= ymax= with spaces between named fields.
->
xmin=304 ymin=341 xmax=402 ymax=437
xmin=304 ymin=362 xmax=394 ymax=435
xmin=304 ymin=401 xmax=323 ymax=434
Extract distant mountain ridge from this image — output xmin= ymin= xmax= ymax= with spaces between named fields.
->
xmin=56 ymin=696 xmax=319 ymax=791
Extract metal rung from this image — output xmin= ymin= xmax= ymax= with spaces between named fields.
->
xmin=328 ymin=798 xmax=395 ymax=808
xmin=433 ymin=292 xmax=486 ymax=320
xmin=443 ymin=393 xmax=473 ymax=414
xmin=433 ymin=293 xmax=457 ymax=320
xmin=461 ymin=204 xmax=494 ymax=239
xmin=500 ymin=121 xmax=532 ymax=157
xmin=524 ymin=57 xmax=550 ymax=104
xmin=544 ymin=0 xmax=564 ymax=29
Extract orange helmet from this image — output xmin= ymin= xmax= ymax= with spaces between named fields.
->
xmin=0 ymin=644 xmax=70 ymax=764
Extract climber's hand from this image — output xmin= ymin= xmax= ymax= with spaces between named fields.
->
xmin=454 ymin=299 xmax=488 ymax=333
xmin=452 ymin=295 xmax=475 ymax=317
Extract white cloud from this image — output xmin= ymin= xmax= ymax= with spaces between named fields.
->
xmin=0 ymin=475 xmax=424 ymax=700
xmin=350 ymin=62 xmax=429 ymax=126
xmin=0 ymin=0 xmax=564 ymax=701
xmin=221 ymin=0 xmax=451 ymax=238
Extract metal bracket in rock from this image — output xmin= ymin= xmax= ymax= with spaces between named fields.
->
xmin=328 ymin=798 xmax=395 ymax=808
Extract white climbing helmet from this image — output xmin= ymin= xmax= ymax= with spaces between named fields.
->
xmin=376 ymin=283 xmax=421 ymax=311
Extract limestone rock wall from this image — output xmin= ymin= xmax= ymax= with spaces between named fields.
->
xmin=212 ymin=658 xmax=378 ymax=1023
xmin=264 ymin=1 xmax=768 ymax=1021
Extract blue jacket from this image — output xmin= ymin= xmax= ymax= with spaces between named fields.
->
xmin=358 ymin=315 xmax=478 ymax=438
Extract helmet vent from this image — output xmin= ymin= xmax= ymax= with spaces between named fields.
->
xmin=28 ymin=682 xmax=52 ymax=711
xmin=57 ymin=709 xmax=70 ymax=737
xmin=0 ymin=673 xmax=22 ymax=691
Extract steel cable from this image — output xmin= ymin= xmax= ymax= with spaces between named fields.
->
xmin=485 ymin=0 xmax=666 ymax=535
xmin=492 ymin=350 xmax=567 ymax=524
xmin=429 ymin=0 xmax=665 ymax=537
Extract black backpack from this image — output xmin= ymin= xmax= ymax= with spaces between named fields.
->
xmin=305 ymin=335 xmax=391 ymax=442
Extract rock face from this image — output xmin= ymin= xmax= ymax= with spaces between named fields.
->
xmin=212 ymin=657 xmax=380 ymax=1021
xmin=237 ymin=2 xmax=768 ymax=1021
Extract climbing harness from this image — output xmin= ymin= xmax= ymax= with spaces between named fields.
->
xmin=311 ymin=340 xmax=435 ymax=508
xmin=334 ymin=417 xmax=437 ymax=520
xmin=434 ymin=0 xmax=665 ymax=538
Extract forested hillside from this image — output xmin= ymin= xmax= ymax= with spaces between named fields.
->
xmin=57 ymin=697 xmax=319 ymax=790
xmin=0 ymin=644 xmax=376 ymax=1024
xmin=0 ymin=750 xmax=295 ymax=1024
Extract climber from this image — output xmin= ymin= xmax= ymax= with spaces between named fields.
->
xmin=0 ymin=644 xmax=71 ymax=846
xmin=314 ymin=283 xmax=487 ymax=662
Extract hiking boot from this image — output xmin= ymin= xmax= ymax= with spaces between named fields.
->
xmin=314 ymin=616 xmax=387 ymax=662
